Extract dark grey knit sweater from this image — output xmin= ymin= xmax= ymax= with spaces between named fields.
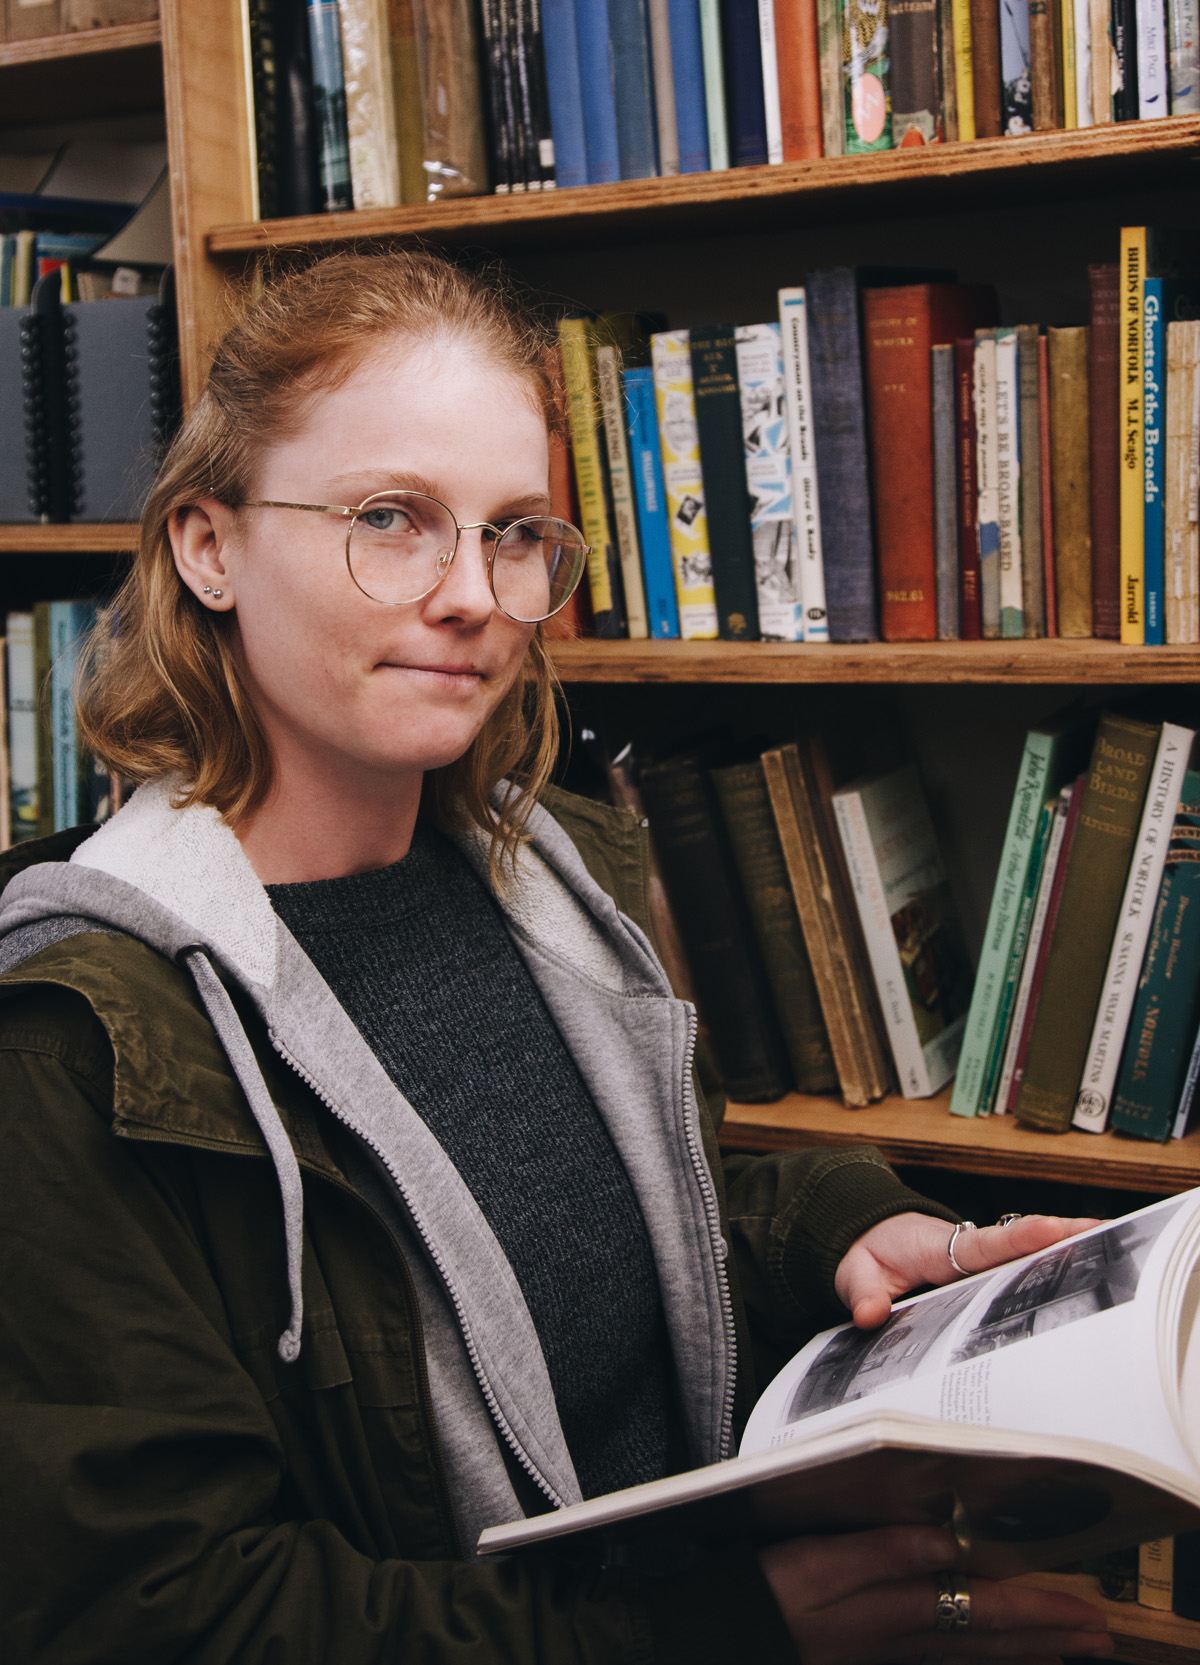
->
xmin=266 ymin=823 xmax=681 ymax=1499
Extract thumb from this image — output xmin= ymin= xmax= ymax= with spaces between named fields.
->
xmin=838 ymin=1250 xmax=895 ymax=1329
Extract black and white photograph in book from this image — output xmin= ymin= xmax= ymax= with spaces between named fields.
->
xmin=784 ymin=1281 xmax=980 ymax=1425
xmin=948 ymin=1204 xmax=1185 ymax=1366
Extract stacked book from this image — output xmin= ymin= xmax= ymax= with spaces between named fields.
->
xmin=558 ymin=234 xmax=1200 ymax=648
xmin=247 ymin=0 xmax=1199 ymax=213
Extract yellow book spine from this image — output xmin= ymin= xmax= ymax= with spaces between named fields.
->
xmin=1120 ymin=225 xmax=1146 ymax=643
xmin=952 ymin=0 xmax=975 ymax=141
xmin=650 ymin=330 xmax=719 ymax=640
xmin=1061 ymin=0 xmax=1078 ymax=127
xmin=558 ymin=318 xmax=618 ymax=620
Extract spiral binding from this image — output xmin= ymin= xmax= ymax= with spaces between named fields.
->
xmin=147 ymin=299 xmax=182 ymax=454
xmin=61 ymin=308 xmax=83 ymax=521
xmin=18 ymin=312 xmax=47 ymax=520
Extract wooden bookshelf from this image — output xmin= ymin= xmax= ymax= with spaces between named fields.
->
xmin=0 ymin=525 xmax=137 ymax=554
xmin=0 ymin=20 xmax=162 ymax=126
xmin=720 ymin=1088 xmax=1200 ymax=1194
xmin=0 ymin=20 xmax=160 ymax=69
xmin=548 ymin=637 xmax=1200 ymax=685
xmin=1021 ymin=1574 xmax=1200 ymax=1665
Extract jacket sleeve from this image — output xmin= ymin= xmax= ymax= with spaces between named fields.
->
xmin=0 ymin=1001 xmax=797 ymax=1665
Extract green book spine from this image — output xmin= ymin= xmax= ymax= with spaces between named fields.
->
xmin=689 ymin=325 xmax=761 ymax=642
xmin=711 ymin=758 xmax=838 ymax=1094
xmin=1015 ymin=712 xmax=1162 ymax=1131
xmin=32 ymin=602 xmax=53 ymax=842
xmin=949 ymin=721 xmax=1082 ymax=1117
xmin=976 ymin=794 xmax=1055 ymax=1113
xmin=1112 ymin=770 xmax=1200 ymax=1142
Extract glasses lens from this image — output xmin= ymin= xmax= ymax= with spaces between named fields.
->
xmin=347 ymin=492 xmax=458 ymax=604
xmin=491 ymin=518 xmax=588 ymax=622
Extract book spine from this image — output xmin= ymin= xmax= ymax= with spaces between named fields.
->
xmin=1164 ymin=319 xmax=1200 ymax=643
xmin=4 ymin=612 xmax=37 ymax=844
xmin=339 ymin=0 xmax=402 ymax=207
xmin=609 ymin=0 xmax=661 ymax=178
xmin=1047 ymin=324 xmax=1093 ymax=636
xmin=952 ymin=0 xmax=977 ymax=134
xmin=804 ymin=267 xmax=878 ymax=641
xmin=777 ymin=290 xmax=829 ymax=642
xmin=891 ymin=0 xmax=943 ymax=143
xmin=996 ymin=786 xmax=1073 ymax=1111
xmin=939 ymin=0 xmax=960 ymax=135
xmin=1000 ymin=0 xmax=1034 ymax=131
xmin=649 ymin=0 xmax=681 ymax=175
xmin=1120 ymin=227 xmax=1146 ymax=643
xmin=307 ymin=0 xmax=355 ymax=210
xmin=1062 ymin=0 xmax=1080 ymax=121
xmin=1073 ymin=722 xmax=1194 ymax=1130
xmin=558 ymin=318 xmax=626 ymax=636
xmin=524 ymin=0 xmax=559 ymax=186
xmin=624 ymin=367 xmax=681 ymax=637
xmin=32 ymin=603 xmax=52 ymax=841
xmin=576 ymin=0 xmax=622 ymax=182
xmin=819 ymin=0 xmax=848 ymax=149
xmin=276 ymin=0 xmax=322 ymax=213
xmin=595 ymin=344 xmax=650 ymax=638
xmin=833 ymin=786 xmax=933 ymax=1098
xmin=1037 ymin=333 xmax=1059 ymax=633
xmin=690 ymin=325 xmax=762 ymax=640
xmin=758 ymin=0 xmax=786 ymax=161
xmin=247 ymin=0 xmax=278 ymax=220
xmin=712 ymin=758 xmax=838 ymax=1092
xmin=970 ymin=0 xmax=1004 ymax=130
xmin=541 ymin=0 xmax=590 ymax=186
xmin=1074 ymin=0 xmax=1093 ymax=116
xmin=651 ymin=329 xmax=720 ymax=639
xmin=506 ymin=0 xmax=538 ymax=190
xmin=478 ymin=0 xmax=512 ymax=192
xmin=974 ymin=329 xmax=1001 ymax=638
xmin=1167 ymin=0 xmax=1200 ymax=107
xmin=1090 ymin=0 xmax=1116 ymax=119
xmin=1016 ymin=713 xmax=1161 ymax=1131
xmin=1112 ymin=0 xmax=1140 ymax=116
xmin=932 ymin=344 xmax=959 ymax=639
xmin=699 ymin=0 xmax=732 ymax=168
xmin=1031 ymin=0 xmax=1060 ymax=123
xmin=955 ymin=338 xmax=982 ymax=639
xmin=1173 ymin=1006 xmax=1200 ymax=1136
xmin=49 ymin=602 xmax=76 ymax=833
xmin=1144 ymin=276 xmax=1166 ymax=645
xmin=1088 ymin=262 xmax=1121 ymax=636
xmin=1138 ymin=0 xmax=1170 ymax=110
xmin=735 ymin=322 xmax=804 ymax=642
xmin=722 ymin=0 xmax=771 ymax=162
xmin=995 ymin=327 xmax=1024 ymax=637
xmin=977 ymin=794 xmax=1057 ymax=1113
xmin=774 ymin=0 xmax=825 ymax=158
xmin=1139 ymin=1540 xmax=1176 ymax=1609
xmin=669 ymin=0 xmax=713 ymax=169
xmin=1017 ymin=324 xmax=1046 ymax=635
xmin=842 ymin=0 xmax=894 ymax=148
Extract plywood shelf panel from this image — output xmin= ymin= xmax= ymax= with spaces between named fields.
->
xmin=0 ymin=20 xmax=160 ymax=67
xmin=1021 ymin=1574 xmax=1200 ymax=1665
xmin=0 ymin=525 xmax=137 ymax=553
xmin=720 ymin=1089 xmax=1200 ymax=1193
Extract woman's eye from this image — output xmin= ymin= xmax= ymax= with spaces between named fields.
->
xmin=362 ymin=506 xmax=415 ymax=534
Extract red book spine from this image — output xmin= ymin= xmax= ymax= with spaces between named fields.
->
xmin=954 ymin=337 xmax=981 ymax=640
xmin=970 ymin=0 xmax=1004 ymax=134
xmin=1088 ymin=263 xmax=1121 ymax=640
xmin=1003 ymin=776 xmax=1085 ymax=1112
xmin=1038 ymin=333 xmax=1058 ymax=637
xmin=864 ymin=285 xmax=997 ymax=641
xmin=774 ymin=0 xmax=824 ymax=158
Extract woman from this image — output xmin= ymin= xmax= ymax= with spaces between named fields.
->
xmin=0 ymin=251 xmax=1111 ymax=1665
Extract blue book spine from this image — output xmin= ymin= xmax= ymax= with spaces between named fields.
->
xmin=720 ymin=0 xmax=769 ymax=164
xmin=624 ymin=368 xmax=680 ymax=637
xmin=667 ymin=0 xmax=710 ymax=170
xmin=0 ymin=235 xmax=13 ymax=306
xmin=608 ymin=0 xmax=660 ymax=177
xmin=307 ymin=0 xmax=354 ymax=211
xmin=803 ymin=268 xmax=879 ymax=641
xmin=49 ymin=600 xmax=96 ymax=832
xmin=542 ymin=0 xmax=590 ymax=186
xmin=575 ymin=0 xmax=621 ymax=183
xmin=1144 ymin=276 xmax=1166 ymax=646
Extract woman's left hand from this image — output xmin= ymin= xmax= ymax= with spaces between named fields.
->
xmin=834 ymin=1211 xmax=1102 ymax=1330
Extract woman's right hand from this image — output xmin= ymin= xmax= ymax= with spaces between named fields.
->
xmin=758 ymin=1526 xmax=1115 ymax=1665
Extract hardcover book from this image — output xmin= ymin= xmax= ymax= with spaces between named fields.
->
xmin=999 ymin=0 xmax=1033 ymax=130
xmin=48 ymin=600 xmax=96 ymax=834
xmin=558 ymin=317 xmax=627 ymax=638
xmin=609 ymin=0 xmax=660 ymax=178
xmin=890 ymin=0 xmax=942 ymax=142
xmin=974 ymin=328 xmax=1001 ymax=638
xmin=595 ymin=343 xmax=650 ymax=639
xmin=758 ymin=0 xmax=785 ymax=161
xmin=721 ymin=0 xmax=771 ymax=162
xmin=1167 ymin=0 xmax=1200 ymax=110
xmin=841 ymin=0 xmax=893 ymax=150
xmin=1016 ymin=324 xmax=1046 ymax=637
xmin=1088 ymin=262 xmax=1121 ymax=638
xmin=339 ymin=0 xmax=403 ymax=206
xmin=307 ymin=0 xmax=354 ymax=210
xmin=651 ymin=329 xmax=720 ymax=639
xmin=699 ymin=0 xmax=731 ymax=168
xmin=690 ymin=325 xmax=762 ymax=640
xmin=668 ymin=0 xmax=712 ymax=169
xmin=624 ymin=366 xmax=681 ymax=638
xmin=818 ymin=0 xmax=846 ymax=150
xmin=970 ymin=0 xmax=1004 ymax=131
xmin=1144 ymin=276 xmax=1167 ymax=646
xmin=774 ymin=0 xmax=824 ymax=157
xmin=1164 ymin=319 xmax=1200 ymax=644
xmin=541 ymin=0 xmax=589 ymax=186
xmin=735 ymin=322 xmax=804 ymax=642
xmin=576 ymin=0 xmax=621 ymax=181
xmin=648 ymin=0 xmax=680 ymax=174
xmin=931 ymin=343 xmax=958 ymax=638
xmin=1120 ymin=226 xmax=1147 ymax=644
xmin=994 ymin=326 xmax=1024 ymax=638
xmin=954 ymin=337 xmax=982 ymax=638
xmin=952 ymin=0 xmax=976 ymax=135
xmin=777 ymin=289 xmax=829 ymax=641
xmin=4 ymin=612 xmax=36 ymax=845
xmin=1047 ymin=324 xmax=1093 ymax=637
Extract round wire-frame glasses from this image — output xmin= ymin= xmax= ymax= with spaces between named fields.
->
xmin=245 ymin=490 xmax=591 ymax=624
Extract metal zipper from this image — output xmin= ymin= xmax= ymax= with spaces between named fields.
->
xmin=269 ymin=1031 xmax=567 ymax=1511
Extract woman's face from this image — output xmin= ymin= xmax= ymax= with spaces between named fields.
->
xmin=188 ymin=338 xmax=550 ymax=793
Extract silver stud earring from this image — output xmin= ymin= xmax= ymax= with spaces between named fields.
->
xmin=203 ymin=585 xmax=211 ymax=593
xmin=213 ymin=589 xmax=223 ymax=599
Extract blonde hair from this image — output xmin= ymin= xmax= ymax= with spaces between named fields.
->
xmin=79 ymin=249 xmax=566 ymax=870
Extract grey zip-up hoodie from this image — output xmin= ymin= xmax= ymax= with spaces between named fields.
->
xmin=0 ymin=776 xmax=737 ymax=1556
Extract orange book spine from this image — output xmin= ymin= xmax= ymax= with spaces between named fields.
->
xmin=774 ymin=0 xmax=824 ymax=159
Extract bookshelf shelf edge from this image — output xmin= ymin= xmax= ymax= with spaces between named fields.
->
xmin=0 ymin=20 xmax=161 ymax=71
xmin=0 ymin=526 xmax=138 ymax=555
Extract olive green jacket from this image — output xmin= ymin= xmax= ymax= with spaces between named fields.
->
xmin=0 ymin=786 xmax=953 ymax=1665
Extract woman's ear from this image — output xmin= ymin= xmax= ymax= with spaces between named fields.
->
xmin=170 ymin=498 xmax=238 ymax=611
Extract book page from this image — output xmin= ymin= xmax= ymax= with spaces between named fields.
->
xmin=745 ymin=1195 xmax=1200 ymax=1479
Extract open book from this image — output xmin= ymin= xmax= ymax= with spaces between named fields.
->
xmin=479 ymin=1193 xmax=1200 ymax=1575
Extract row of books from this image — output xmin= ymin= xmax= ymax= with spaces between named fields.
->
xmin=1139 ymin=1533 xmax=1200 ymax=1615
xmin=954 ymin=707 xmax=1200 ymax=1142
xmin=561 ymin=240 xmax=1200 ymax=647
xmin=250 ymin=0 xmax=1200 ymax=214
xmin=0 ymin=0 xmax=156 ymax=41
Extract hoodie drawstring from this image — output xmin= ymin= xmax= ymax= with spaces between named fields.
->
xmin=184 ymin=949 xmax=305 ymax=1363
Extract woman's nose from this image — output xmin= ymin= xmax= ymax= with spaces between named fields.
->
xmin=427 ymin=525 xmax=498 ymax=622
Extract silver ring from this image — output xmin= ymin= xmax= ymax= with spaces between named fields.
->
xmin=935 ymin=1571 xmax=972 ymax=1632
xmin=996 ymin=1213 xmax=1023 ymax=1227
xmin=947 ymin=1221 xmax=976 ymax=1275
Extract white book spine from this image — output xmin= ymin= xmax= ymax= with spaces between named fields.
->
xmin=1073 ymin=722 xmax=1195 ymax=1130
xmin=1075 ymin=0 xmax=1094 ymax=118
xmin=995 ymin=787 xmax=1072 ymax=1114
xmin=832 ymin=791 xmax=932 ymax=1098
xmin=777 ymin=288 xmax=829 ymax=643
xmin=647 ymin=0 xmax=681 ymax=175
xmin=994 ymin=330 xmax=1024 ymax=637
xmin=974 ymin=333 xmax=1001 ymax=637
xmin=1139 ymin=0 xmax=1171 ymax=112
xmin=1173 ymin=1015 xmax=1200 ymax=1135
xmin=1167 ymin=0 xmax=1200 ymax=110
xmin=757 ymin=0 xmax=785 ymax=163
xmin=734 ymin=322 xmax=803 ymax=642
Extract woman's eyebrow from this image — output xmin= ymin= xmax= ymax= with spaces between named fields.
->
xmin=325 ymin=475 xmax=553 ymax=517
